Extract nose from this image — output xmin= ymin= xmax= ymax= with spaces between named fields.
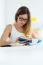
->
xmin=22 ymin=21 xmax=26 ymax=24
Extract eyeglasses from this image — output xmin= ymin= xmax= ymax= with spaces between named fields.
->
xmin=18 ymin=17 xmax=28 ymax=22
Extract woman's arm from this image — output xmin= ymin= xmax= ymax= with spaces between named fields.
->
xmin=32 ymin=31 xmax=38 ymax=39
xmin=0 ymin=39 xmax=10 ymax=46
xmin=0 ymin=24 xmax=12 ymax=46
xmin=25 ymin=29 xmax=38 ymax=39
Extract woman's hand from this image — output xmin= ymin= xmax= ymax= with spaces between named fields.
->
xmin=20 ymin=41 xmax=29 ymax=45
xmin=17 ymin=35 xmax=32 ymax=45
xmin=32 ymin=32 xmax=38 ymax=39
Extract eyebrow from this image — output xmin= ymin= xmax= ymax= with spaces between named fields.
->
xmin=19 ymin=17 xmax=28 ymax=20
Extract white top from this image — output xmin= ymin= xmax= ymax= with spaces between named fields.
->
xmin=6 ymin=24 xmax=32 ymax=43
xmin=9 ymin=25 xmax=25 ymax=42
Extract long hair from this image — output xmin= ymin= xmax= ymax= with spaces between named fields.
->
xmin=15 ymin=6 xmax=32 ymax=35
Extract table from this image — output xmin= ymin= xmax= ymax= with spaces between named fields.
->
xmin=0 ymin=43 xmax=43 ymax=65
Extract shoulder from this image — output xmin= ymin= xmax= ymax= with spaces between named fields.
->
xmin=4 ymin=24 xmax=12 ymax=32
xmin=6 ymin=24 xmax=12 ymax=29
xmin=1 ymin=24 xmax=12 ymax=39
xmin=6 ymin=24 xmax=12 ymax=28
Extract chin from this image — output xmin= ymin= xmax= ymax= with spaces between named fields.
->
xmin=20 ymin=24 xmax=23 ymax=27
xmin=20 ymin=25 xmax=23 ymax=27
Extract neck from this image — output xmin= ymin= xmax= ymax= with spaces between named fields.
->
xmin=14 ymin=23 xmax=23 ymax=33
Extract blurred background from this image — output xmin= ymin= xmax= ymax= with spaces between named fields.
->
xmin=0 ymin=0 xmax=43 ymax=37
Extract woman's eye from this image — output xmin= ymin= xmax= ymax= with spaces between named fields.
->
xmin=19 ymin=17 xmax=28 ymax=22
xmin=19 ymin=18 xmax=23 ymax=21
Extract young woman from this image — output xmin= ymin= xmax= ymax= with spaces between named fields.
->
xmin=0 ymin=6 xmax=37 ymax=46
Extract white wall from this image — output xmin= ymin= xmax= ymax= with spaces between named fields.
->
xmin=0 ymin=0 xmax=6 ymax=37
xmin=0 ymin=0 xmax=43 ymax=37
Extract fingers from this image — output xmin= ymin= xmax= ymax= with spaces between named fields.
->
xmin=20 ymin=41 xmax=29 ymax=45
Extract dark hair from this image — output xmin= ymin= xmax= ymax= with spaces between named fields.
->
xmin=15 ymin=6 xmax=30 ymax=21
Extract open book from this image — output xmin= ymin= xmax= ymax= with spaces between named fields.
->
xmin=18 ymin=37 xmax=32 ymax=43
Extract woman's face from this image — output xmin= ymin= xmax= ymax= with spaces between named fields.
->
xmin=16 ymin=14 xmax=28 ymax=27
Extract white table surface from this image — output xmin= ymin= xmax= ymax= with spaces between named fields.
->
xmin=0 ymin=43 xmax=43 ymax=65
